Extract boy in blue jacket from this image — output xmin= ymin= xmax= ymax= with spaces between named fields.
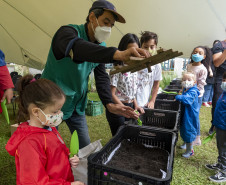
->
xmin=205 ymin=72 xmax=226 ymax=183
xmin=176 ymin=72 xmax=200 ymax=158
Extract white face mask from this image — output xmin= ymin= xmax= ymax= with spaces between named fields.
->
xmin=91 ymin=18 xmax=111 ymax=43
xmin=149 ymin=48 xmax=157 ymax=56
xmin=221 ymin=82 xmax=226 ymax=91
xmin=37 ymin=109 xmax=63 ymax=127
xmin=182 ymin=80 xmax=194 ymax=89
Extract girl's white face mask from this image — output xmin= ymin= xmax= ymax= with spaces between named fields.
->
xmin=37 ymin=109 xmax=63 ymax=127
xmin=221 ymin=82 xmax=226 ymax=91
xmin=182 ymin=80 xmax=194 ymax=89
xmin=91 ymin=18 xmax=111 ymax=43
xmin=149 ymin=48 xmax=157 ymax=56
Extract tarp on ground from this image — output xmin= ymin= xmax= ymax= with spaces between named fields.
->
xmin=0 ymin=0 xmax=225 ymax=70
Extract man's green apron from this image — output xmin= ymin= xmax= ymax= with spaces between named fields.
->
xmin=42 ymin=24 xmax=105 ymax=120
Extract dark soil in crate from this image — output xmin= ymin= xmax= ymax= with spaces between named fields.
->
xmin=106 ymin=140 xmax=169 ymax=183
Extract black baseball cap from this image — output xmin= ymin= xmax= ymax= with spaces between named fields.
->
xmin=89 ymin=0 xmax=126 ymax=23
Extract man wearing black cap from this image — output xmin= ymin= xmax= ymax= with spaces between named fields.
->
xmin=209 ymin=40 xmax=226 ymax=135
xmin=42 ymin=0 xmax=149 ymax=148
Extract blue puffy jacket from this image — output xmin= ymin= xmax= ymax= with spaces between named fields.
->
xmin=213 ymin=92 xmax=226 ymax=130
xmin=0 ymin=49 xmax=6 ymax=67
xmin=176 ymin=85 xmax=200 ymax=143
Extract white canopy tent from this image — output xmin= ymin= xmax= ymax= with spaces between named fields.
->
xmin=0 ymin=0 xmax=225 ymax=70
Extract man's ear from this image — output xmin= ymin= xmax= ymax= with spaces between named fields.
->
xmin=89 ymin=12 xmax=95 ymax=24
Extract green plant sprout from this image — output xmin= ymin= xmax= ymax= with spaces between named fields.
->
xmin=134 ymin=110 xmax=142 ymax=126
xmin=162 ymin=90 xmax=178 ymax=95
xmin=1 ymin=99 xmax=9 ymax=124
xmin=203 ymin=131 xmax=216 ymax=144
xmin=69 ymin=130 xmax=79 ymax=157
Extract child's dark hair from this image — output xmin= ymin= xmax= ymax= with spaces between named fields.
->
xmin=114 ymin=33 xmax=140 ymax=66
xmin=213 ymin=40 xmax=220 ymax=46
xmin=223 ymin=71 xmax=226 ymax=80
xmin=190 ymin=46 xmax=212 ymax=73
xmin=17 ymin=74 xmax=65 ymax=123
xmin=140 ymin=31 xmax=158 ymax=46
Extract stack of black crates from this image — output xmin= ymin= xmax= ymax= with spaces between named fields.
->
xmin=88 ymin=79 xmax=182 ymax=185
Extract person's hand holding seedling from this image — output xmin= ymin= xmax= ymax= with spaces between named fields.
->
xmin=69 ymin=154 xmax=79 ymax=168
xmin=135 ymin=106 xmax=145 ymax=114
xmin=134 ymin=110 xmax=143 ymax=126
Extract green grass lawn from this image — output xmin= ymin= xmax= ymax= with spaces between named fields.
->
xmin=0 ymin=93 xmax=221 ymax=185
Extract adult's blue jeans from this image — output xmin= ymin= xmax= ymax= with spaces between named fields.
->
xmin=202 ymin=84 xmax=214 ymax=102
xmin=65 ymin=110 xmax=90 ymax=149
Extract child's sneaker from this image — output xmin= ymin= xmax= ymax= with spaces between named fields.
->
xmin=182 ymin=149 xmax=194 ymax=158
xmin=209 ymin=172 xmax=226 ymax=183
xmin=180 ymin=143 xmax=186 ymax=149
xmin=192 ymin=136 xmax=201 ymax=146
xmin=202 ymin=102 xmax=210 ymax=107
xmin=205 ymin=163 xmax=221 ymax=171
xmin=209 ymin=125 xmax=215 ymax=135
xmin=208 ymin=101 xmax=212 ymax=105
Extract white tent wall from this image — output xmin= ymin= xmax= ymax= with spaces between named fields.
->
xmin=0 ymin=0 xmax=225 ymax=70
xmin=108 ymin=0 xmax=226 ymax=56
xmin=0 ymin=0 xmax=92 ymax=69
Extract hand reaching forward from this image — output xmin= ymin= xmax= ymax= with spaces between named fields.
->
xmin=106 ymin=103 xmax=139 ymax=119
xmin=113 ymin=47 xmax=150 ymax=62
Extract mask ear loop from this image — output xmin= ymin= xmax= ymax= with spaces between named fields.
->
xmin=95 ymin=18 xmax=100 ymax=26
xmin=91 ymin=17 xmax=100 ymax=33
xmin=37 ymin=108 xmax=47 ymax=126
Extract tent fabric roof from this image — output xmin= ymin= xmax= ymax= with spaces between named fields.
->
xmin=0 ymin=0 xmax=225 ymax=70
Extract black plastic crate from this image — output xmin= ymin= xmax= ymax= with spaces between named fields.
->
xmin=164 ymin=85 xmax=181 ymax=93
xmin=154 ymin=99 xmax=181 ymax=112
xmin=140 ymin=109 xmax=179 ymax=132
xmin=126 ymin=109 xmax=179 ymax=133
xmin=88 ymin=125 xmax=177 ymax=185
xmin=163 ymin=89 xmax=180 ymax=93
xmin=165 ymin=85 xmax=182 ymax=90
xmin=156 ymin=93 xmax=177 ymax=100
xmin=170 ymin=80 xmax=181 ymax=86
